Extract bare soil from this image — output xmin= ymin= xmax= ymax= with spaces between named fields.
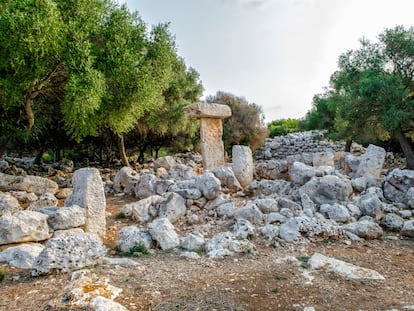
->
xmin=1 ymin=195 xmax=414 ymax=311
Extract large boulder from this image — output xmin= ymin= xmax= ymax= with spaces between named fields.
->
xmin=27 ymin=193 xmax=58 ymax=211
xmin=0 ymin=210 xmax=51 ymax=245
xmin=113 ymin=166 xmax=140 ymax=195
xmin=116 ymin=226 xmax=154 ymax=253
xmin=65 ymin=168 xmax=106 ymax=238
xmin=254 ymin=159 xmax=289 ymax=180
xmin=204 ymin=231 xmax=255 ymax=258
xmin=158 ymin=192 xmax=187 ymax=223
xmin=232 ymin=145 xmax=254 ymax=188
xmin=0 ymin=243 xmax=44 ymax=269
xmin=319 ymin=203 xmax=351 ymax=223
xmin=342 ymin=219 xmax=383 ymax=239
xmin=245 ymin=180 xmax=294 ymax=198
xmin=47 ymin=205 xmax=86 ymax=230
xmin=233 ymin=203 xmax=263 ymax=225
xmin=169 ymin=164 xmax=198 ymax=181
xmin=383 ymin=169 xmax=414 ymax=206
xmin=32 ymin=233 xmax=107 ymax=276
xmin=135 ymin=173 xmax=158 ymax=199
xmin=154 ymin=156 xmax=177 ymax=171
xmin=211 ymin=166 xmax=243 ymax=192
xmin=300 ymin=175 xmax=353 ymax=206
xmin=196 ymin=171 xmax=221 ymax=200
xmin=401 ymin=220 xmax=414 ymax=237
xmin=380 ymin=213 xmax=405 ymax=232
xmin=0 ymin=192 xmax=21 ymax=216
xmin=123 ymin=195 xmax=163 ymax=223
xmin=289 ymin=161 xmax=321 ymax=186
xmin=180 ymin=233 xmax=205 ymax=251
xmin=355 ymin=144 xmax=386 ymax=179
xmin=0 ymin=174 xmax=59 ymax=195
xmin=148 ymin=218 xmax=179 ymax=250
xmin=358 ymin=191 xmax=384 ymax=221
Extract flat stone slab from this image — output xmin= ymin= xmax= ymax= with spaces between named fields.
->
xmin=185 ymin=103 xmax=231 ymax=119
xmin=308 ymin=253 xmax=385 ymax=280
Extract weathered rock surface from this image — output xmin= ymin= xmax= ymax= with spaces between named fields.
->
xmin=0 ymin=243 xmax=44 ymax=269
xmin=32 ymin=233 xmax=107 ymax=276
xmin=113 ymin=166 xmax=140 ymax=195
xmin=148 ymin=218 xmax=179 ymax=250
xmin=342 ymin=220 xmax=383 ymax=239
xmin=65 ymin=168 xmax=106 ymax=238
xmin=196 ymin=171 xmax=221 ymax=200
xmin=232 ymin=145 xmax=254 ymax=188
xmin=204 ymin=231 xmax=255 ymax=258
xmin=383 ymin=169 xmax=414 ymax=206
xmin=158 ymin=192 xmax=187 ymax=223
xmin=355 ymin=144 xmax=386 ymax=179
xmin=47 ymin=205 xmax=86 ymax=230
xmin=0 ymin=210 xmax=51 ymax=245
xmin=181 ymin=233 xmax=205 ymax=251
xmin=309 ymin=253 xmax=385 ymax=280
xmin=401 ymin=219 xmax=414 ymax=237
xmin=211 ymin=166 xmax=243 ymax=192
xmin=0 ymin=173 xmax=58 ymax=195
xmin=0 ymin=192 xmax=21 ymax=216
xmin=301 ymin=175 xmax=353 ymax=205
xmin=124 ymin=195 xmax=163 ymax=223
xmin=116 ymin=226 xmax=154 ymax=253
xmin=27 ymin=192 xmax=58 ymax=211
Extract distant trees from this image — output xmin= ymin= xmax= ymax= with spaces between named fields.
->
xmin=302 ymin=26 xmax=414 ymax=168
xmin=205 ymin=91 xmax=268 ymax=154
xmin=268 ymin=119 xmax=302 ymax=138
xmin=0 ymin=0 xmax=203 ymax=164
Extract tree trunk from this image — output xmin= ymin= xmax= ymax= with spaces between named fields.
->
xmin=117 ymin=135 xmax=130 ymax=167
xmin=34 ymin=148 xmax=43 ymax=165
xmin=0 ymin=134 xmax=12 ymax=158
xmin=395 ymin=131 xmax=414 ymax=169
xmin=345 ymin=139 xmax=353 ymax=152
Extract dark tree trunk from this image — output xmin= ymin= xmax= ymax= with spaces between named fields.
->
xmin=154 ymin=146 xmax=161 ymax=159
xmin=138 ymin=144 xmax=148 ymax=164
xmin=0 ymin=134 xmax=12 ymax=158
xmin=34 ymin=148 xmax=44 ymax=165
xmin=395 ymin=131 xmax=414 ymax=169
xmin=117 ymin=135 xmax=130 ymax=167
xmin=345 ymin=139 xmax=353 ymax=152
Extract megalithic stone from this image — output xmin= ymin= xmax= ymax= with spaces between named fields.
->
xmin=185 ymin=103 xmax=232 ymax=170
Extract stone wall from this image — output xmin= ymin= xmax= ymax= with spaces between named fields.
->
xmin=254 ymin=131 xmax=345 ymax=161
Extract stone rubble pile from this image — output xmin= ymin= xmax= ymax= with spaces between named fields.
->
xmin=0 ymin=132 xmax=413 ymax=274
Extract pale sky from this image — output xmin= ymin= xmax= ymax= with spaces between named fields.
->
xmin=123 ymin=0 xmax=414 ymax=123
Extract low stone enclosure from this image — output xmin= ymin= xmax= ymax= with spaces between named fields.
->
xmin=0 ymin=131 xmax=414 ymax=308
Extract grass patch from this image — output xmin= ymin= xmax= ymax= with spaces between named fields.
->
xmin=296 ymin=255 xmax=310 ymax=269
xmin=119 ymin=243 xmax=150 ymax=257
xmin=274 ymin=274 xmax=287 ymax=280
xmin=272 ymin=287 xmax=279 ymax=294
xmin=115 ymin=212 xmax=126 ymax=219
xmin=0 ymin=266 xmax=5 ymax=282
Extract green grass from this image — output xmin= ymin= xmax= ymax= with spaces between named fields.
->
xmin=274 ymin=274 xmax=287 ymax=280
xmin=272 ymin=287 xmax=279 ymax=294
xmin=115 ymin=211 xmax=126 ymax=219
xmin=0 ymin=266 xmax=5 ymax=282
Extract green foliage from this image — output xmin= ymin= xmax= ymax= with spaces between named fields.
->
xmin=125 ymin=243 xmax=150 ymax=257
xmin=268 ymin=118 xmax=302 ymax=138
xmin=206 ymin=91 xmax=268 ymax=154
xmin=0 ymin=266 xmax=5 ymax=282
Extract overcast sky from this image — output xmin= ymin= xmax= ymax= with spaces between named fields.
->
xmin=123 ymin=0 xmax=413 ymax=122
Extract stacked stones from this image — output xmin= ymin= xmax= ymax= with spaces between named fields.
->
xmin=255 ymin=131 xmax=345 ymax=161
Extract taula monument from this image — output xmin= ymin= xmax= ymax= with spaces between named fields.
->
xmin=185 ymin=103 xmax=231 ymax=170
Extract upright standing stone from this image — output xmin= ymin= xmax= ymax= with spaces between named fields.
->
xmin=232 ymin=145 xmax=254 ymax=188
xmin=355 ymin=144 xmax=386 ymax=179
xmin=185 ymin=103 xmax=231 ymax=170
xmin=65 ymin=168 xmax=106 ymax=238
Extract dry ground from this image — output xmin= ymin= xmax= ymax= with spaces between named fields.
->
xmin=1 ymin=195 xmax=414 ymax=311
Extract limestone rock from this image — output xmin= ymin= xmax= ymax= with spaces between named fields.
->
xmin=148 ymin=218 xmax=179 ymax=250
xmin=312 ymin=150 xmax=335 ymax=167
xmin=184 ymin=102 xmax=232 ymax=119
xmin=211 ymin=166 xmax=243 ymax=192
xmin=0 ymin=243 xmax=44 ymax=269
xmin=232 ymin=145 xmax=254 ymax=188
xmin=15 ymin=175 xmax=59 ymax=195
xmin=301 ymin=175 xmax=353 ymax=205
xmin=254 ymin=159 xmax=289 ymax=180
xmin=245 ymin=180 xmax=294 ymax=198
xmin=205 ymin=231 xmax=255 ymax=258
xmin=254 ymin=198 xmax=279 ymax=214
xmin=9 ymin=191 xmax=38 ymax=205
xmin=233 ymin=218 xmax=255 ymax=239
xmin=196 ymin=171 xmax=221 ymax=200
xmin=309 ymin=253 xmax=384 ymax=280
xmin=158 ymin=192 xmax=187 ymax=223
xmin=342 ymin=220 xmax=383 ymax=239
xmin=49 ymin=269 xmax=123 ymax=309
xmin=116 ymin=226 xmax=154 ymax=253
xmin=261 ymin=224 xmax=280 ymax=240
xmin=154 ymin=156 xmax=177 ymax=171
xmin=0 ymin=210 xmax=51 ymax=245
xmin=383 ymin=169 xmax=414 ymax=205
xmin=169 ymin=164 xmax=198 ymax=181
xmin=233 ymin=203 xmax=263 ymax=225
xmin=216 ymin=202 xmax=236 ymax=218
xmin=65 ymin=168 xmax=106 ymax=238
xmin=47 ymin=205 xmax=86 ymax=230
xmin=0 ymin=192 xmax=21 ymax=216
xmin=401 ymin=219 xmax=414 ymax=237
xmin=319 ymin=203 xmax=351 ymax=223
xmin=380 ymin=213 xmax=405 ymax=232
xmin=32 ymin=233 xmax=107 ymax=276
xmin=125 ymin=195 xmax=163 ymax=223
xmin=181 ymin=233 xmax=205 ymax=251
xmin=289 ymin=161 xmax=320 ymax=186
xmin=135 ymin=173 xmax=158 ymax=199
xmin=355 ymin=144 xmax=386 ymax=179
xmin=113 ymin=166 xmax=140 ymax=195
xmin=358 ymin=192 xmax=384 ymax=221
xmin=27 ymin=192 xmax=58 ymax=211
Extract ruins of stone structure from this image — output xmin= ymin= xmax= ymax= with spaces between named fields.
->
xmin=185 ymin=103 xmax=231 ymax=170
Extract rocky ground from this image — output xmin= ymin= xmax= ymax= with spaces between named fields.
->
xmin=1 ymin=194 xmax=414 ymax=311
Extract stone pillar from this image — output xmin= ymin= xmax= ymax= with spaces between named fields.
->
xmin=185 ymin=103 xmax=231 ymax=170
